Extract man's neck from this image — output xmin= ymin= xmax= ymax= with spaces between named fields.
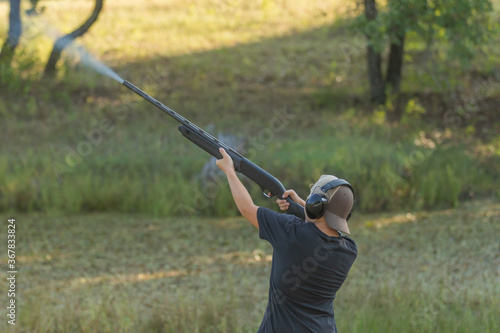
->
xmin=311 ymin=220 xmax=340 ymax=237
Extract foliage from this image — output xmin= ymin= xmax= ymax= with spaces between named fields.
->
xmin=356 ymin=0 xmax=495 ymax=64
xmin=353 ymin=0 xmax=498 ymax=103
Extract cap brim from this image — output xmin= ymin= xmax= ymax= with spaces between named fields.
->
xmin=323 ymin=210 xmax=350 ymax=235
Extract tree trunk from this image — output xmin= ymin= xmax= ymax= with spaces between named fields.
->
xmin=364 ymin=0 xmax=385 ymax=105
xmin=386 ymin=27 xmax=405 ymax=93
xmin=367 ymin=46 xmax=385 ymax=105
xmin=44 ymin=0 xmax=104 ymax=76
xmin=0 ymin=0 xmax=22 ymax=65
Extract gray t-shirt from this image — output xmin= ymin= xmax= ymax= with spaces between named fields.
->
xmin=257 ymin=207 xmax=357 ymax=333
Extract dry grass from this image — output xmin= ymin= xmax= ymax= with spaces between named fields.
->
xmin=0 ymin=199 xmax=498 ymax=332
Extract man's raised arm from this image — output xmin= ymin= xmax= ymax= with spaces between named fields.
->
xmin=216 ymin=148 xmax=259 ymax=228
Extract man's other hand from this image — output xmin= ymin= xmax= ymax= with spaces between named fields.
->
xmin=276 ymin=189 xmax=305 ymax=211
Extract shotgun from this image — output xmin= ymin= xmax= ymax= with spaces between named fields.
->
xmin=123 ymin=80 xmax=305 ymax=219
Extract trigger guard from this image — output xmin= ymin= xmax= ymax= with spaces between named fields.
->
xmin=261 ymin=188 xmax=272 ymax=198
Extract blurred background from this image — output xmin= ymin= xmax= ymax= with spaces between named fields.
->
xmin=0 ymin=0 xmax=499 ymax=332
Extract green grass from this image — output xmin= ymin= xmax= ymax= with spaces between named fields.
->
xmin=1 ymin=1 xmax=499 ymax=216
xmin=0 ymin=199 xmax=498 ymax=332
xmin=1 ymin=0 xmax=500 ymax=217
xmin=1 ymin=120 xmax=498 ymax=216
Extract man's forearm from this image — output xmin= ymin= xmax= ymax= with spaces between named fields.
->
xmin=216 ymin=148 xmax=259 ymax=227
xmin=224 ymin=170 xmax=259 ymax=227
xmin=226 ymin=171 xmax=256 ymax=216
xmin=294 ymin=196 xmax=306 ymax=207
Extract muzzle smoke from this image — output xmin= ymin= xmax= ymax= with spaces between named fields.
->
xmin=66 ymin=44 xmax=124 ymax=84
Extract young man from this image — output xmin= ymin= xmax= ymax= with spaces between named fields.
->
xmin=216 ymin=148 xmax=358 ymax=333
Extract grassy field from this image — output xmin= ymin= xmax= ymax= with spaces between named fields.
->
xmin=0 ymin=199 xmax=498 ymax=332
xmin=1 ymin=1 xmax=500 ymax=332
xmin=1 ymin=0 xmax=500 ymax=216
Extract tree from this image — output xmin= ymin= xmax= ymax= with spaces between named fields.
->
xmin=360 ymin=0 xmax=494 ymax=105
xmin=0 ymin=0 xmax=22 ymax=66
xmin=364 ymin=0 xmax=385 ymax=104
xmin=44 ymin=0 xmax=104 ymax=76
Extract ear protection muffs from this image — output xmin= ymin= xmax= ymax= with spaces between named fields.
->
xmin=305 ymin=179 xmax=354 ymax=220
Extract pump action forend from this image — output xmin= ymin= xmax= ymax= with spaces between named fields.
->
xmin=122 ymin=80 xmax=306 ymax=220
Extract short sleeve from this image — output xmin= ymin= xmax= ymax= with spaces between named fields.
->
xmin=257 ymin=207 xmax=298 ymax=248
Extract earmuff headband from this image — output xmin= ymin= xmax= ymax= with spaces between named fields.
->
xmin=321 ymin=179 xmax=354 ymax=194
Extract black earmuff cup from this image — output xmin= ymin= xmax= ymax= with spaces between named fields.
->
xmin=305 ymin=193 xmax=328 ymax=219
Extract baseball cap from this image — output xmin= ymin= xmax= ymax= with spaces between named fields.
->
xmin=308 ymin=175 xmax=354 ymax=235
